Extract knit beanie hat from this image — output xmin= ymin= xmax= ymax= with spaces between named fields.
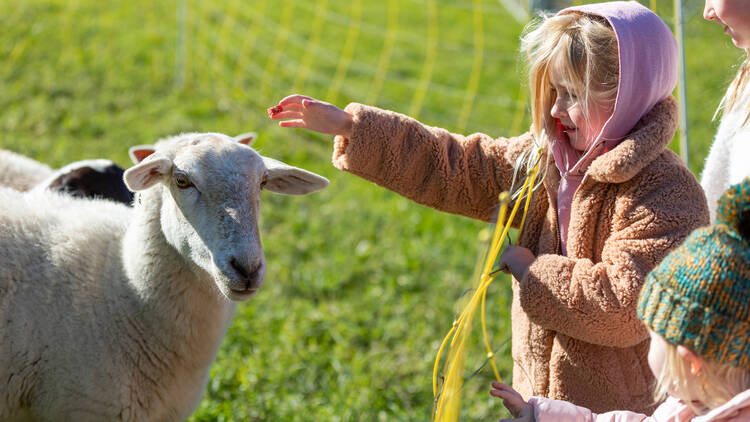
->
xmin=637 ymin=178 xmax=750 ymax=369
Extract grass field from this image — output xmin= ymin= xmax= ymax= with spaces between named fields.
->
xmin=0 ymin=0 xmax=742 ymax=420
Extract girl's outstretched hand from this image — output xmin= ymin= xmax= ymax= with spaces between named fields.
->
xmin=490 ymin=381 xmax=535 ymax=422
xmin=268 ymin=95 xmax=353 ymax=138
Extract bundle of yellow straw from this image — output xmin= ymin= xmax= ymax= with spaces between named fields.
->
xmin=432 ymin=147 xmax=543 ymax=421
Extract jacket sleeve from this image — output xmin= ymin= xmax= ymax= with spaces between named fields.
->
xmin=332 ymin=103 xmax=536 ymax=222
xmin=529 ymin=397 xmax=652 ymax=422
xmin=700 ymin=128 xmax=731 ymax=223
xmin=517 ymin=161 xmax=710 ymax=347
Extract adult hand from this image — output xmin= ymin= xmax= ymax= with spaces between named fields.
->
xmin=268 ymin=95 xmax=353 ymax=138
xmin=497 ymin=245 xmax=535 ymax=280
xmin=490 ymin=381 xmax=535 ymax=422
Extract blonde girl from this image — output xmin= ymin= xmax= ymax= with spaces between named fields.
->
xmin=701 ymin=0 xmax=750 ymax=222
xmin=270 ymin=1 xmax=708 ymax=413
xmin=491 ymin=179 xmax=750 ymax=422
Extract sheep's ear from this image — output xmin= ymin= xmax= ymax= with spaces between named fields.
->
xmin=129 ymin=145 xmax=157 ymax=164
xmin=261 ymin=156 xmax=329 ymax=195
xmin=234 ymin=132 xmax=257 ymax=146
xmin=123 ymin=156 xmax=173 ymax=191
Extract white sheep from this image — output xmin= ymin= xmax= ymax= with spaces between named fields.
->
xmin=0 ymin=132 xmax=329 ymax=421
xmin=0 ymin=149 xmax=53 ymax=191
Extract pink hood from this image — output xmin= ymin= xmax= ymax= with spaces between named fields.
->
xmin=551 ymin=1 xmax=677 ymax=254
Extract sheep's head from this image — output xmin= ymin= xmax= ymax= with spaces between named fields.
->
xmin=122 ymin=132 xmax=328 ymax=301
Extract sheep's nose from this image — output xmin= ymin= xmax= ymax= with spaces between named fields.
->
xmin=229 ymin=257 xmax=264 ymax=289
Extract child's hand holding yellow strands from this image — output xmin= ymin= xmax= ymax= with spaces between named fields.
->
xmin=489 ymin=382 xmax=534 ymax=422
xmin=497 ymin=245 xmax=535 ymax=280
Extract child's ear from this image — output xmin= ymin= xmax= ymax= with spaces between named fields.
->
xmin=677 ymin=345 xmax=704 ymax=375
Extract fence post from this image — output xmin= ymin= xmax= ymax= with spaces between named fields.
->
xmin=674 ymin=0 xmax=690 ymax=165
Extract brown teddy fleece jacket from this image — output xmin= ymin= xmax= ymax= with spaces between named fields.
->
xmin=331 ymin=96 xmax=709 ymax=414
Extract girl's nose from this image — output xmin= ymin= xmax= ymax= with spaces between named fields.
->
xmin=551 ymin=100 xmax=566 ymax=119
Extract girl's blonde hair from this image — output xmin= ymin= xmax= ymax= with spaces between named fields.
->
xmin=520 ymin=12 xmax=619 ymax=146
xmin=717 ymin=51 xmax=750 ymax=126
xmin=654 ymin=341 xmax=750 ymax=415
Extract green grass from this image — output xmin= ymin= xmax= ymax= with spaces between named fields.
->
xmin=0 ymin=0 xmax=739 ymax=420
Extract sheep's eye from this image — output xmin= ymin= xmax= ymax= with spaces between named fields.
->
xmin=175 ymin=173 xmax=192 ymax=189
xmin=260 ymin=174 xmax=268 ymax=189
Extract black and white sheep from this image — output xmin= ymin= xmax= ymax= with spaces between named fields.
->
xmin=0 ymin=149 xmax=133 ymax=204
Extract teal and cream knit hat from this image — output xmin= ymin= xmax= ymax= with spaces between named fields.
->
xmin=637 ymin=178 xmax=750 ymax=369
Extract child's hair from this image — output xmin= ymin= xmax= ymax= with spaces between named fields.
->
xmin=520 ymin=12 xmax=619 ymax=145
xmin=653 ymin=339 xmax=750 ymax=415
xmin=717 ymin=51 xmax=750 ymax=126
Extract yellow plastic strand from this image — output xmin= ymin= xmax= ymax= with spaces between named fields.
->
xmin=480 ymin=282 xmax=501 ymax=380
xmin=515 ymin=148 xmax=544 ymax=242
xmin=433 ymin=321 xmax=457 ymax=396
xmin=477 ymin=147 xmax=543 ymax=385
xmin=433 ymin=146 xmax=544 ymax=422
xmin=433 ymin=193 xmax=509 ymax=421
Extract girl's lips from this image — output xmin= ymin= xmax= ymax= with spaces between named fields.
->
xmin=556 ymin=119 xmax=577 ymax=137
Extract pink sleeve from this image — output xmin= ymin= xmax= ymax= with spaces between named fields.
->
xmin=529 ymin=397 xmax=652 ymax=422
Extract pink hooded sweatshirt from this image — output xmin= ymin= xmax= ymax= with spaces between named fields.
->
xmin=551 ymin=1 xmax=677 ymax=254
xmin=526 ymin=389 xmax=750 ymax=421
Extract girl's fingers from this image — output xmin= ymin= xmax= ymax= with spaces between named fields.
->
xmin=301 ymin=99 xmax=319 ymax=108
xmin=278 ymin=120 xmax=307 ymax=129
xmin=278 ymin=103 xmax=304 ymax=113
xmin=496 ymin=256 xmax=513 ymax=274
xmin=278 ymin=94 xmax=314 ymax=106
xmin=490 ymin=383 xmax=522 ymax=402
xmin=267 ymin=104 xmax=304 ymax=118
xmin=271 ymin=111 xmax=304 ymax=120
xmin=267 ymin=103 xmax=304 ymax=115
